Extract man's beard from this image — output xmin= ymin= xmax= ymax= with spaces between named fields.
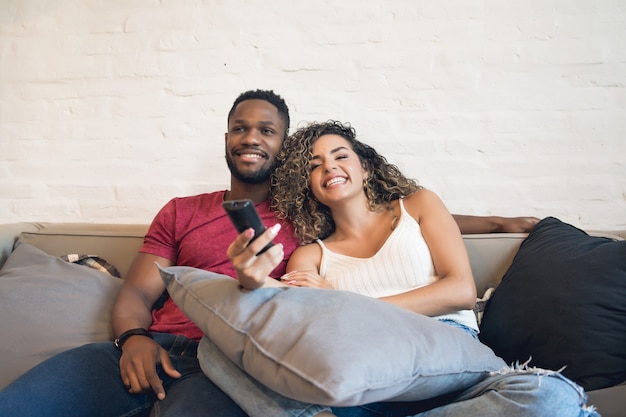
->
xmin=225 ymin=153 xmax=280 ymax=184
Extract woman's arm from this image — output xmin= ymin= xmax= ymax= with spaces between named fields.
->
xmin=380 ymin=189 xmax=477 ymax=316
xmin=281 ymin=244 xmax=334 ymax=289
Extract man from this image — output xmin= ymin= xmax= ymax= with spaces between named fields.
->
xmin=0 ymin=89 xmax=539 ymax=416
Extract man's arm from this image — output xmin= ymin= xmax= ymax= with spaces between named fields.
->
xmin=111 ymin=253 xmax=180 ymax=400
xmin=112 ymin=253 xmax=170 ymax=336
xmin=452 ymin=214 xmax=539 ymax=234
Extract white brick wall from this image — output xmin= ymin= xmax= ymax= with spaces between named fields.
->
xmin=1 ymin=0 xmax=624 ymax=230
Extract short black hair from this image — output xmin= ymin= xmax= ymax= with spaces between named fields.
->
xmin=227 ymin=89 xmax=290 ymax=137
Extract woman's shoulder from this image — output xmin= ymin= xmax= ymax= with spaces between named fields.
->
xmin=401 ymin=188 xmax=446 ymax=220
xmin=288 ymin=241 xmax=323 ymax=269
xmin=402 ymin=188 xmax=442 ymax=207
xmin=293 ymin=240 xmax=323 ymax=256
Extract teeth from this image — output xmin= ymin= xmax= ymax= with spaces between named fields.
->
xmin=240 ymin=154 xmax=262 ymax=159
xmin=326 ymin=177 xmax=346 ymax=187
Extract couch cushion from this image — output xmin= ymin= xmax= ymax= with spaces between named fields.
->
xmin=479 ymin=216 xmax=626 ymax=391
xmin=159 ymin=265 xmax=506 ymax=406
xmin=0 ymin=243 xmax=123 ymax=389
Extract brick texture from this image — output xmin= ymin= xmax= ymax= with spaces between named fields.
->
xmin=0 ymin=0 xmax=624 ymax=230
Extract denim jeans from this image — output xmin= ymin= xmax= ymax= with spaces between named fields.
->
xmin=199 ymin=331 xmax=601 ymax=417
xmin=0 ymin=333 xmax=247 ymax=417
xmin=333 ymin=369 xmax=600 ymax=417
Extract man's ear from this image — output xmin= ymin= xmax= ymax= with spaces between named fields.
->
xmin=224 ymin=132 xmax=228 ymax=143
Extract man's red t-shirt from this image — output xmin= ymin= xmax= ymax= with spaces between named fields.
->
xmin=140 ymin=191 xmax=298 ymax=340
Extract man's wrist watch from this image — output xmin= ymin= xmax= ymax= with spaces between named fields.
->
xmin=114 ymin=328 xmax=153 ymax=351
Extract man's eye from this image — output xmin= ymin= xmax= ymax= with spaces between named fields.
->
xmin=262 ymin=128 xmax=275 ymax=135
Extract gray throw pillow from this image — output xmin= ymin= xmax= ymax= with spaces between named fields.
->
xmin=159 ymin=265 xmax=506 ymax=406
xmin=0 ymin=243 xmax=123 ymax=389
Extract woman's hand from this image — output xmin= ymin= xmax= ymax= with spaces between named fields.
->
xmin=226 ymin=224 xmax=284 ymax=290
xmin=280 ymin=270 xmax=334 ymax=289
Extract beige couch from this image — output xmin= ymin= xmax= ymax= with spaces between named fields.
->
xmin=0 ymin=222 xmax=624 ymax=416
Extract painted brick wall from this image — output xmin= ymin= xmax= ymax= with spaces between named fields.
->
xmin=1 ymin=0 xmax=625 ymax=230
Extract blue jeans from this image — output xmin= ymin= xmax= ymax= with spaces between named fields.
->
xmin=199 ymin=331 xmax=600 ymax=417
xmin=0 ymin=333 xmax=246 ymax=417
xmin=333 ymin=369 xmax=600 ymax=417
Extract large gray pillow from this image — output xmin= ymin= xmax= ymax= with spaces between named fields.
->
xmin=159 ymin=265 xmax=506 ymax=406
xmin=0 ymin=243 xmax=123 ymax=389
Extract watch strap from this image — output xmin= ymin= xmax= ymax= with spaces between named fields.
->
xmin=114 ymin=328 xmax=153 ymax=350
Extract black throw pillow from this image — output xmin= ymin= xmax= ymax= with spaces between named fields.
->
xmin=479 ymin=216 xmax=626 ymax=391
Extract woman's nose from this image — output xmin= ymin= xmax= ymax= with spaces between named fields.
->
xmin=323 ymin=161 xmax=336 ymax=173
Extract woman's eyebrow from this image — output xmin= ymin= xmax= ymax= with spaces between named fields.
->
xmin=310 ymin=146 xmax=349 ymax=160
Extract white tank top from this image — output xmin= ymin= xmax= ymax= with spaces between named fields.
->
xmin=317 ymin=199 xmax=478 ymax=330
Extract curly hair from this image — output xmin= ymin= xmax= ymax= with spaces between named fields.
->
xmin=270 ymin=120 xmax=422 ymax=244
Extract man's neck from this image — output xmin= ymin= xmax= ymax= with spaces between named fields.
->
xmin=225 ymin=180 xmax=270 ymax=204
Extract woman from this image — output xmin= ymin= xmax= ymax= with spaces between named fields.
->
xmin=236 ymin=120 xmax=479 ymax=336
xmin=272 ymin=120 xmax=477 ymax=332
xmin=222 ymin=120 xmax=480 ymax=417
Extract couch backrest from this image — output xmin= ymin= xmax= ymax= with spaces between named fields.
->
xmin=1 ymin=222 xmax=526 ymax=293
xmin=462 ymin=230 xmax=624 ymax=296
xmin=1 ymin=223 xmax=621 ymax=295
xmin=15 ymin=223 xmax=148 ymax=278
xmin=462 ymin=234 xmax=525 ymax=295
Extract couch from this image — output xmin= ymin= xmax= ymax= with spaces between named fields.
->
xmin=0 ymin=221 xmax=624 ymax=416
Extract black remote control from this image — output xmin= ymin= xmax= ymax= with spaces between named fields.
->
xmin=222 ymin=199 xmax=275 ymax=255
